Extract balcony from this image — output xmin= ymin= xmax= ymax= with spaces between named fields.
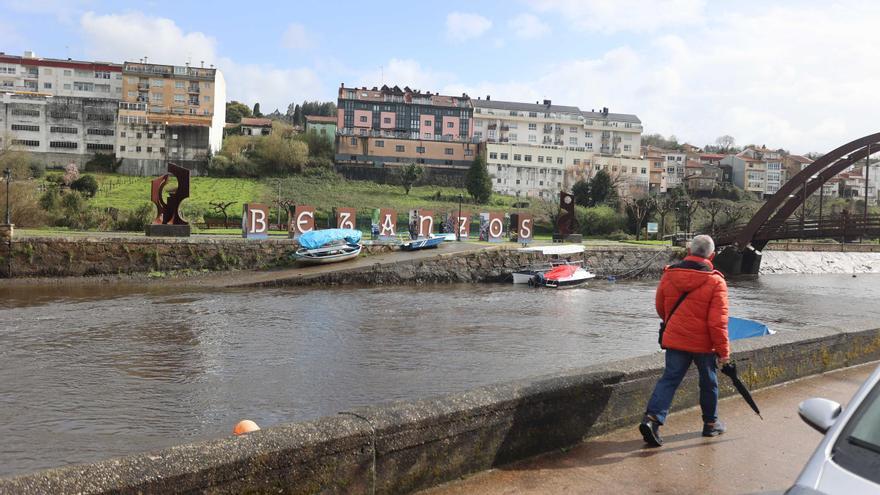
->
xmin=543 ymin=125 xmax=553 ymax=133
xmin=137 ymin=83 xmax=150 ymax=91
xmin=188 ymin=85 xmax=200 ymax=94
xmin=487 ymin=123 xmax=497 ymax=130
xmin=500 ymin=125 xmax=509 ymax=131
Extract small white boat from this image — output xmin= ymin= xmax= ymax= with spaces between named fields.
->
xmin=529 ymin=263 xmax=596 ymax=289
xmin=512 ymin=259 xmax=571 ymax=284
xmin=294 ymin=242 xmax=362 ymax=264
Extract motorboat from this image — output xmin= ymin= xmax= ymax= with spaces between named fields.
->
xmin=294 ymin=228 xmax=363 ymax=264
xmin=400 ymin=235 xmax=445 ymax=251
xmin=512 ymin=259 xmax=572 ymax=284
xmin=528 ymin=263 xmax=596 ymax=288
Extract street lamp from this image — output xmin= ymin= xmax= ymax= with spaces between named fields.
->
xmin=3 ymin=168 xmax=10 ymax=225
xmin=457 ymin=193 xmax=463 ymax=242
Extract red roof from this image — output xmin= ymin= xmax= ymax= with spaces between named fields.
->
xmin=788 ymin=154 xmax=813 ymax=164
xmin=700 ymin=153 xmax=725 ymax=160
xmin=240 ymin=117 xmax=273 ymax=127
xmin=305 ymin=115 xmax=337 ymax=124
xmin=0 ymin=53 xmax=121 ymax=72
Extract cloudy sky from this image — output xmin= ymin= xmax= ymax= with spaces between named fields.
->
xmin=1 ymin=0 xmax=878 ymax=153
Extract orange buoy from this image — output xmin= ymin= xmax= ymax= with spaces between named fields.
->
xmin=233 ymin=419 xmax=260 ymax=436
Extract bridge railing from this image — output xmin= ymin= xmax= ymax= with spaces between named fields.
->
xmin=715 ymin=214 xmax=880 ymax=246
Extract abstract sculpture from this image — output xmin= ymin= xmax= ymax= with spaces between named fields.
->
xmin=146 ymin=163 xmax=191 ymax=237
xmin=556 ymin=191 xmax=577 ymax=238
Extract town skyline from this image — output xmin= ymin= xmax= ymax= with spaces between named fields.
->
xmin=2 ymin=0 xmax=879 ymax=154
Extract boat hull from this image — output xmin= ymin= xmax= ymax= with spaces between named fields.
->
xmin=401 ymin=236 xmax=445 ymax=251
xmin=294 ymin=243 xmax=362 ymax=264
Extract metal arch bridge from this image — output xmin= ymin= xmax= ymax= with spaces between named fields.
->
xmin=713 ymin=132 xmax=880 ymax=275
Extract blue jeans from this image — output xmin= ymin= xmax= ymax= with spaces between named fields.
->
xmin=645 ymin=349 xmax=718 ymax=425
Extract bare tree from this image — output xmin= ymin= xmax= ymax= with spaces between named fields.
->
xmin=209 ymin=201 xmax=235 ymax=228
xmin=677 ymin=197 xmax=701 ymax=234
xmin=653 ymin=194 xmax=675 ymax=238
xmin=715 ymin=135 xmax=736 ymax=153
xmin=623 ymin=194 xmax=656 ymax=240
xmin=700 ymin=198 xmax=726 ymax=235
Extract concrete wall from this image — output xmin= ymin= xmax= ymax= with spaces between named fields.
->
xmin=2 ymin=324 xmax=878 ymax=494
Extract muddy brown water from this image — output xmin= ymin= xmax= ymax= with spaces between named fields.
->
xmin=1 ymin=274 xmax=879 ymax=476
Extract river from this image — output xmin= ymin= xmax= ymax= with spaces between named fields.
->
xmin=1 ymin=274 xmax=879 ymax=476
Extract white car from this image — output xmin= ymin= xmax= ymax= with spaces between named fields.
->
xmin=787 ymin=364 xmax=880 ymax=494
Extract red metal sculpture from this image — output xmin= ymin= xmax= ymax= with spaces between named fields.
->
xmin=556 ymin=191 xmax=577 ymax=237
xmin=150 ymin=163 xmax=190 ymax=225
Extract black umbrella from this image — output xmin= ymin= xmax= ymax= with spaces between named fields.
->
xmin=721 ymin=362 xmax=763 ymax=420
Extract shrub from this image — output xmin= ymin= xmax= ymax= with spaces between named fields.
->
xmin=29 ymin=161 xmax=44 ymax=179
xmin=114 ymin=203 xmax=153 ymax=231
xmin=607 ymin=230 xmax=634 ymax=241
xmin=62 ymin=163 xmax=80 ymax=186
xmin=576 ymin=205 xmax=627 ymax=236
xmin=70 ymin=175 xmax=99 ymax=198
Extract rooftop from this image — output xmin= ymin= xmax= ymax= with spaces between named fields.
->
xmin=240 ymin=117 xmax=273 ymax=127
xmin=305 ymin=115 xmax=337 ymax=124
xmin=473 ymin=98 xmax=580 ymax=115
xmin=0 ymin=51 xmax=120 ymax=71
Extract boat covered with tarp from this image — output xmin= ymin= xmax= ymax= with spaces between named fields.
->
xmin=294 ymin=228 xmax=363 ymax=264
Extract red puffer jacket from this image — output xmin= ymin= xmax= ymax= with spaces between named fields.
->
xmin=655 ymin=255 xmax=730 ymax=359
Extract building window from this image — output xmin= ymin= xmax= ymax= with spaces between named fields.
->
xmin=524 ymin=155 xmax=532 ymax=162
xmin=569 ymin=137 xmax=577 ymax=145
xmin=424 ymin=133 xmax=432 ymax=139
xmin=624 ymin=145 xmax=631 ymax=152
xmin=528 ymin=123 xmax=537 ymax=130
xmin=11 ymin=109 xmax=40 ymax=117
xmin=43 ymin=82 xmax=52 ymax=89
xmin=444 ymin=148 xmax=453 ymax=155
xmin=489 ymin=152 xmax=498 ymax=159
xmin=11 ymin=124 xmax=39 ymax=132
xmin=465 ymin=149 xmax=473 ymax=156
xmin=359 ymin=129 xmax=367 ymax=136
xmin=475 ymin=120 xmax=483 ymax=128
xmin=585 ymin=131 xmax=592 ymax=138
xmin=474 ymin=131 xmax=482 ymax=138
xmin=359 ymin=116 xmax=367 ymax=123
xmin=500 ymin=153 xmax=508 ymax=160
xmin=11 ymin=139 xmax=39 ymax=147
xmin=513 ymin=154 xmax=521 ymax=161
xmin=49 ymin=141 xmax=78 ymax=149
xmin=424 ymin=119 xmax=432 ymax=126
xmin=574 ymin=159 xmax=580 ymax=165
xmin=516 ymin=179 xmax=521 ymax=185
xmin=136 ymin=146 xmax=142 ymax=152
xmin=497 ymin=178 xmax=502 ymax=183
xmin=376 ymin=140 xmax=384 ymax=148
xmin=538 ymin=156 xmax=544 ymax=163
xmin=586 ymin=143 xmax=593 ymax=150
xmin=147 ymin=146 xmax=152 ymax=153
xmin=86 ymin=143 xmax=114 ymax=151
xmin=416 ymin=146 xmax=425 ymax=153
xmin=497 ymin=165 xmax=502 ymax=171
xmin=350 ymin=137 xmax=357 ymax=145
xmin=446 ymin=121 xmax=454 ymax=128
xmin=528 ymin=135 xmax=536 ymax=143
xmin=383 ymin=117 xmax=391 ymax=124
xmin=557 ymin=157 xmax=563 ymax=164
xmin=120 ymin=145 xmax=126 ymax=151
xmin=52 ymin=126 xmax=78 ymax=134
xmin=509 ymin=133 xmax=517 ymax=141
xmin=63 ymin=84 xmax=71 ymax=90
xmin=570 ymin=127 xmax=577 ymax=132
xmin=73 ymin=81 xmax=94 ymax=92
xmin=641 ymin=168 xmax=647 ymax=174
xmin=395 ymin=145 xmax=405 ymax=152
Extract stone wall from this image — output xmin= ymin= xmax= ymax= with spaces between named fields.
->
xmin=0 ymin=236 xmax=297 ymax=277
xmin=258 ymin=245 xmax=684 ymax=287
xmin=2 ymin=325 xmax=878 ymax=494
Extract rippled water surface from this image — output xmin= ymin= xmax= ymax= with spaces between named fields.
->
xmin=2 ymin=274 xmax=879 ymax=476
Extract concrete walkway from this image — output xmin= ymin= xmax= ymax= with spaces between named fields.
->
xmin=422 ymin=363 xmax=877 ymax=495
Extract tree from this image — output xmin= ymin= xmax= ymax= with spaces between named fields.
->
xmin=225 ymin=101 xmax=252 ymax=123
xmin=252 ymin=133 xmax=309 ymax=175
xmin=252 ymin=102 xmax=262 ymax=117
xmin=623 ymin=195 xmax=655 ymax=240
xmin=572 ymin=179 xmax=591 ymax=207
xmin=588 ymin=169 xmax=614 ymax=206
xmin=398 ymin=163 xmax=423 ymax=195
xmin=653 ymin=194 xmax=675 ymax=237
xmin=70 ymin=175 xmax=99 ymax=198
xmin=715 ymin=135 xmax=736 ymax=152
xmin=700 ymin=198 xmax=726 ymax=235
xmin=209 ymin=201 xmax=235 ymax=227
xmin=292 ymin=104 xmax=302 ymax=125
xmin=466 ymin=154 xmax=493 ymax=204
xmin=63 ymin=163 xmax=80 ymax=186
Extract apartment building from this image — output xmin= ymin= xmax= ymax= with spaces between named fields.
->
xmin=642 ymin=145 xmax=668 ymax=193
xmin=662 ymin=151 xmax=687 ymax=189
xmin=738 ymin=147 xmax=785 ymax=195
xmin=722 ymin=152 xmax=767 ymax=196
xmin=0 ymin=51 xmax=121 ymax=167
xmin=304 ymin=115 xmax=336 ymax=138
xmin=335 ymin=84 xmax=479 ymax=173
xmin=472 ymin=98 xmax=644 ymax=197
xmin=117 ymin=61 xmax=226 ymax=175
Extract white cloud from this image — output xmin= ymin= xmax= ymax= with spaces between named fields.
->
xmin=353 ymin=58 xmax=456 ymax=93
xmin=445 ymin=12 xmax=492 ymax=42
xmin=531 ymin=0 xmax=705 ymax=34
xmin=77 ymin=12 xmax=322 ymax=111
xmin=507 ymin=13 xmax=550 ymax=40
xmin=281 ymin=23 xmax=314 ymax=51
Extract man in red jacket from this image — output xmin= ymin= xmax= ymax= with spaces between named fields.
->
xmin=640 ymin=235 xmax=730 ymax=447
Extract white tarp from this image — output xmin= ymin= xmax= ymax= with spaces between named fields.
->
xmin=517 ymin=244 xmax=585 ymax=255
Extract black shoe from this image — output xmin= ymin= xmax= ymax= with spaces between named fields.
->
xmin=702 ymin=421 xmax=726 ymax=437
xmin=639 ymin=415 xmax=663 ymax=447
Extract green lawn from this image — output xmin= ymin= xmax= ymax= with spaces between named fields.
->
xmin=85 ymin=173 xmax=268 ymax=220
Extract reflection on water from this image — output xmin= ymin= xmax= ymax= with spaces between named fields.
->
xmin=1 ymin=274 xmax=879 ymax=476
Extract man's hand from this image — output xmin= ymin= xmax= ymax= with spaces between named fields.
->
xmin=718 ymin=356 xmax=730 ymax=366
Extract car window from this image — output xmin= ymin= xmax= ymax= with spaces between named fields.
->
xmin=832 ymin=382 xmax=880 ymax=483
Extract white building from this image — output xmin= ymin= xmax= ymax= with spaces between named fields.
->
xmin=472 ymin=98 xmax=644 ymax=198
xmin=663 ymin=151 xmax=687 ymax=189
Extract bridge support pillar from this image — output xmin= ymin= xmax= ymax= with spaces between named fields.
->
xmin=714 ymin=245 xmax=763 ymax=277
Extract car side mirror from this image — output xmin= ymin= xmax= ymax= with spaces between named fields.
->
xmin=798 ymin=398 xmax=842 ymax=434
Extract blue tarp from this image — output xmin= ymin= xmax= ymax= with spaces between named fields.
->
xmin=297 ymin=229 xmax=362 ymax=250
xmin=729 ymin=317 xmax=772 ymax=341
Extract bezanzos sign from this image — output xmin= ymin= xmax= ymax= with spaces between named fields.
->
xmin=409 ymin=209 xmax=434 ymax=239
xmin=242 ymin=203 xmax=269 ymax=239
xmin=334 ymin=207 xmax=356 ymax=230
xmin=375 ymin=208 xmax=397 ymax=241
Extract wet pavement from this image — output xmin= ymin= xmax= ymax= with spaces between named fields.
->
xmin=422 ymin=362 xmax=877 ymax=495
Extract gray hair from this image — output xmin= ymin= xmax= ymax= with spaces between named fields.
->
xmin=689 ymin=235 xmax=715 ymax=258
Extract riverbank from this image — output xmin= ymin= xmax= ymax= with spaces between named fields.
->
xmin=2 ymin=322 xmax=878 ymax=494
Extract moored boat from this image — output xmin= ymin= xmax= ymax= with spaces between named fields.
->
xmin=294 ymin=228 xmax=363 ymax=265
xmin=400 ymin=235 xmax=445 ymax=251
xmin=528 ymin=263 xmax=596 ymax=288
xmin=512 ymin=259 xmax=571 ymax=284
